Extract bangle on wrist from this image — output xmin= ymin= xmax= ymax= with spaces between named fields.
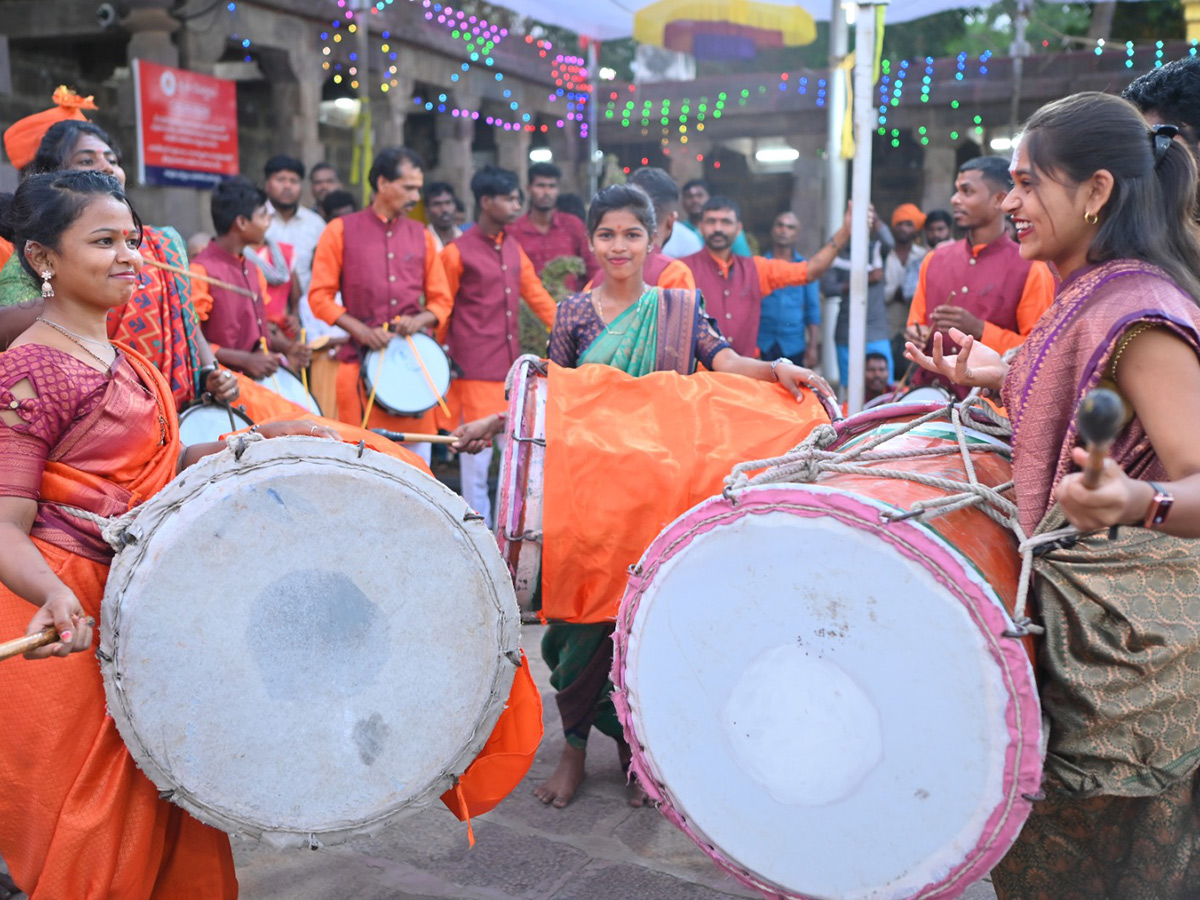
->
xmin=770 ymin=357 xmax=788 ymax=382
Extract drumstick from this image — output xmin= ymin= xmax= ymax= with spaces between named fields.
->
xmin=404 ymin=333 xmax=451 ymax=417
xmin=1076 ymin=388 xmax=1125 ymax=489
xmin=370 ymin=429 xmax=459 ymax=444
xmin=361 ymin=341 xmax=388 ymax=429
xmin=142 ymin=258 xmax=259 ymax=298
xmin=0 ymin=619 xmax=94 ymax=663
xmin=299 ymin=328 xmax=309 ymax=397
xmin=259 ymin=336 xmax=282 ymax=395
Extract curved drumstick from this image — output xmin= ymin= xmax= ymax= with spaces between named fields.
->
xmin=0 ymin=618 xmax=95 ymax=663
xmin=1076 ymin=388 xmax=1125 ymax=489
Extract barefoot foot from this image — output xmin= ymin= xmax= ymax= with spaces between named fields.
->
xmin=534 ymin=743 xmax=586 ymax=808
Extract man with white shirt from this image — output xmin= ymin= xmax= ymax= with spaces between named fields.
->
xmin=263 ymin=155 xmax=327 ymax=337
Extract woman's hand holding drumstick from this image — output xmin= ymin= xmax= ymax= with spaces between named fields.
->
xmin=1056 ymin=388 xmax=1147 ymax=533
xmin=0 ymin=599 xmax=94 ymax=662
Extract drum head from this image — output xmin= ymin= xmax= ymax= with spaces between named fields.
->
xmin=495 ymin=356 xmax=546 ymax=608
xmin=100 ymin=438 xmax=520 ymax=847
xmin=178 ymin=402 xmax=253 ymax=446
xmin=616 ymin=486 xmax=1041 ymax=900
xmin=257 ymin=367 xmax=322 ymax=415
xmin=362 ymin=333 xmax=451 ymax=417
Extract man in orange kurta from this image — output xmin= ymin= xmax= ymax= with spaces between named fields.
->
xmin=307 ymin=147 xmax=454 ymax=463
xmin=438 ymin=166 xmax=557 ymax=522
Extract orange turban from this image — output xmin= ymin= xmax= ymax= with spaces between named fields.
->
xmin=890 ymin=203 xmax=926 ymax=230
xmin=3 ymin=86 xmax=98 ymax=171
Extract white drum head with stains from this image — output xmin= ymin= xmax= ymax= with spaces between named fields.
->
xmin=100 ymin=437 xmax=519 ymax=847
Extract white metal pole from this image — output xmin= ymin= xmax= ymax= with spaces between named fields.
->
xmin=826 ymin=0 xmax=848 ymax=239
xmin=587 ymin=40 xmax=600 ymax=198
xmin=846 ymin=0 xmax=884 ymax=415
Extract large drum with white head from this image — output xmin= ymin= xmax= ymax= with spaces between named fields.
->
xmin=99 ymin=436 xmax=520 ymax=847
xmin=614 ymin=404 xmax=1043 ymax=900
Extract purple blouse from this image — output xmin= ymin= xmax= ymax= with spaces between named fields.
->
xmin=548 ymin=291 xmax=731 ymax=369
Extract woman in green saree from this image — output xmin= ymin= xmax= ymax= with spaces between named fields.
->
xmin=520 ymin=184 xmax=831 ymax=808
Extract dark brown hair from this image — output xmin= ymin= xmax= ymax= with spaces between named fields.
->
xmin=1021 ymin=91 xmax=1200 ymax=302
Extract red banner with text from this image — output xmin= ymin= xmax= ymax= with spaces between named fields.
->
xmin=133 ymin=59 xmax=238 ymax=189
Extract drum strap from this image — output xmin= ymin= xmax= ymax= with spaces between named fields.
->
xmin=723 ymin=394 xmax=1057 ymax=641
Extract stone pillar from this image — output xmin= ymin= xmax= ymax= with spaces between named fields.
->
xmin=921 ymin=144 xmax=957 ymax=214
xmin=120 ymin=0 xmax=204 ymax=237
xmin=123 ymin=0 xmax=180 ymax=67
xmin=434 ymin=104 xmax=475 ymax=212
xmin=788 ymin=132 xmax=826 ymax=254
xmin=496 ymin=126 xmax=532 ymax=178
xmin=378 ymin=73 xmax=414 ymax=148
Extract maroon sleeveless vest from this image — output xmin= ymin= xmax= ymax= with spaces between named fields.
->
xmin=194 ymin=242 xmax=269 ymax=353
xmin=682 ymin=250 xmax=761 ymax=356
xmin=338 ymin=210 xmax=427 ymax=362
xmin=923 ymin=234 xmax=1032 ymax=334
xmin=447 ymin=228 xmax=524 ymax=381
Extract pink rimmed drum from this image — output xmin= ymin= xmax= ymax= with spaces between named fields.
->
xmin=496 ymin=355 xmax=547 ymax=608
xmin=614 ymin=408 xmax=1042 ymax=900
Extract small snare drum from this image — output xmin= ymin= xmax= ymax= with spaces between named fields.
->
xmin=177 ymin=401 xmax=254 ymax=446
xmin=256 ymin=367 xmax=322 ymax=416
xmin=361 ymin=333 xmax=452 ymax=417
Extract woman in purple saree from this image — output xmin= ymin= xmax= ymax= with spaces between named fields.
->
xmin=908 ymin=92 xmax=1200 ymax=899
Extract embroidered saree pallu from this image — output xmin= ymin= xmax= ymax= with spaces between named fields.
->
xmin=613 ymin=401 xmax=1043 ymax=900
xmin=496 ymin=357 xmax=838 ymax=621
xmin=97 ymin=436 xmax=540 ymax=847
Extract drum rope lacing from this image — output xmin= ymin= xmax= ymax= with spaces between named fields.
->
xmin=722 ymin=394 xmax=1082 ymax=637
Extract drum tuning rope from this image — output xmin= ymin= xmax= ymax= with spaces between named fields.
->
xmin=722 ymin=393 xmax=1065 ymax=635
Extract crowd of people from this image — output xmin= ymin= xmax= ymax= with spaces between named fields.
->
xmin=0 ymin=49 xmax=1198 ymax=900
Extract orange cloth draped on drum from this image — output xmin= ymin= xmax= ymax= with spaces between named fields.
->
xmin=0 ymin=345 xmax=237 ymax=899
xmin=541 ymin=363 xmax=832 ymax=623
xmin=229 ymin=371 xmax=308 ymax=421
xmin=441 ymin=650 xmax=543 ymax=820
xmin=226 ymin=417 xmax=544 ymax=814
xmin=334 ymin=357 xmax=439 ymax=436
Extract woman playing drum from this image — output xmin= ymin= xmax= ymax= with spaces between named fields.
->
xmin=461 ymin=183 xmax=833 ymax=808
xmin=0 ymin=113 xmax=240 ymax=412
xmin=0 ymin=171 xmax=336 ymax=898
xmin=906 ymin=91 xmax=1200 ymax=899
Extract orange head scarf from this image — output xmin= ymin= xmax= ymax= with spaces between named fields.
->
xmin=890 ymin=203 xmax=927 ymax=231
xmin=3 ymin=86 xmax=98 ymax=171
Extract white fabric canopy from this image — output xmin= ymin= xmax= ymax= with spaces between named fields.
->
xmin=494 ymin=0 xmax=1038 ymax=41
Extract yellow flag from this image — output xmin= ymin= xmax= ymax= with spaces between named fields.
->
xmin=839 ymin=6 xmax=886 ymax=160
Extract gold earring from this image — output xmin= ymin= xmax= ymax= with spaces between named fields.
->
xmin=1083 ymin=211 xmax=1099 ymax=226
xmin=40 ymin=270 xmax=54 ymax=299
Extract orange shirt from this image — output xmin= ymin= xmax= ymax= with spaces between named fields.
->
xmin=307 ymin=215 xmax=454 ymax=329
xmin=438 ymin=234 xmax=557 ymax=340
xmin=907 ymin=246 xmax=1056 ymax=354
xmin=703 ymin=251 xmax=812 ymax=295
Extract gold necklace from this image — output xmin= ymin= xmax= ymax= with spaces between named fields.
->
xmin=37 ymin=316 xmax=116 ymax=369
xmin=590 ymin=287 xmax=641 ymax=337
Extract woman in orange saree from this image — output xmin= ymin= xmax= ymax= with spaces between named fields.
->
xmin=0 ymin=171 xmax=285 ymax=898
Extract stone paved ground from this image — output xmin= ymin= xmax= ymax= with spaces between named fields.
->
xmin=232 ymin=624 xmax=1000 ymax=900
xmin=0 ymin=624 xmax=1000 ymax=900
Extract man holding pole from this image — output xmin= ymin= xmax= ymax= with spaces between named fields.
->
xmin=307 ymin=147 xmax=454 ymax=463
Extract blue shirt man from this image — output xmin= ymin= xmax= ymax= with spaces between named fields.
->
xmin=756 ymin=211 xmax=821 ymax=365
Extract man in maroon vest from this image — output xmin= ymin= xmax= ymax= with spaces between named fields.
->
xmin=682 ymin=196 xmax=849 ymax=357
xmin=439 ymin=166 xmax=557 ymax=522
xmin=193 ymin=177 xmax=310 ymax=381
xmin=509 ymin=161 xmax=598 ymax=292
xmin=307 ymin=147 xmax=454 ymax=462
xmin=904 ymin=155 xmax=1055 ymax=395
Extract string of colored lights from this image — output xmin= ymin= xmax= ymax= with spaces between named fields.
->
xmin=601 ymin=39 xmax=1198 ymax=152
